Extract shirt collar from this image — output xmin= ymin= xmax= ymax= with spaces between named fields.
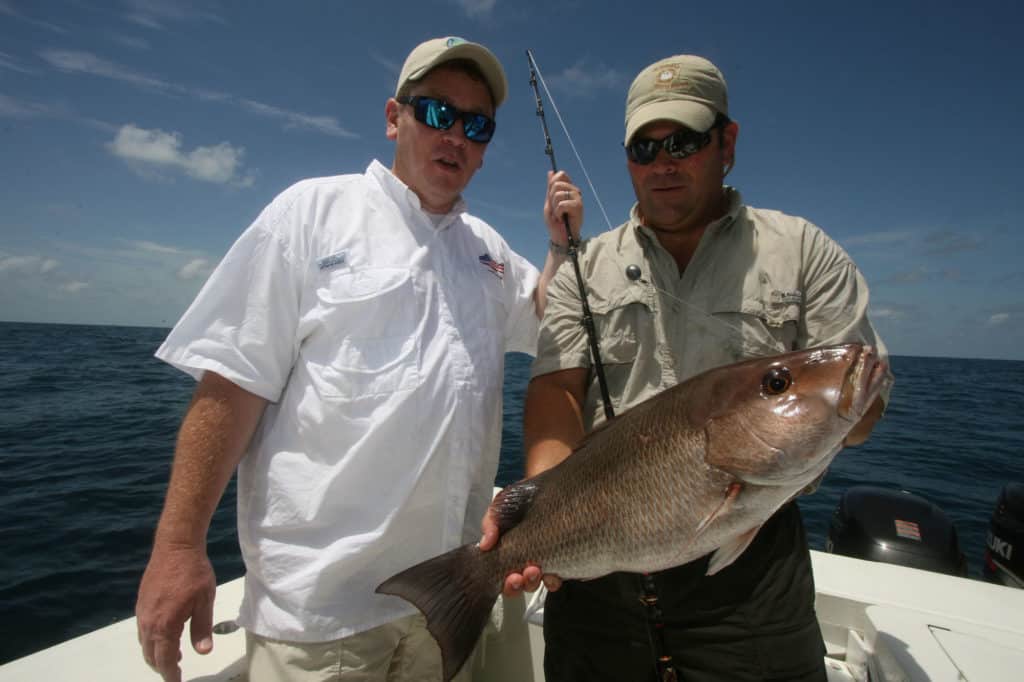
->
xmin=366 ymin=160 xmax=467 ymax=230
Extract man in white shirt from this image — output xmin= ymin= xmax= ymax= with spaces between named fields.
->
xmin=135 ymin=36 xmax=582 ymax=682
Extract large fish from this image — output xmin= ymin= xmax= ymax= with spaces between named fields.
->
xmin=377 ymin=343 xmax=888 ymax=680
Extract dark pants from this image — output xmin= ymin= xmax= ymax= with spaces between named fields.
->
xmin=542 ymin=502 xmax=827 ymax=682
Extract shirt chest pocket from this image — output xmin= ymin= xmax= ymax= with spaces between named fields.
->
xmin=709 ymin=282 xmax=801 ymax=357
xmin=589 ymin=288 xmax=654 ymax=366
xmin=312 ymin=267 xmax=423 ymax=399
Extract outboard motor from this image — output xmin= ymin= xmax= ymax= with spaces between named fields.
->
xmin=826 ymin=485 xmax=967 ymax=576
xmin=983 ymin=482 xmax=1024 ymax=588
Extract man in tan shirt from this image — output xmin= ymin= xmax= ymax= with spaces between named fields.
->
xmin=503 ymin=54 xmax=890 ymax=681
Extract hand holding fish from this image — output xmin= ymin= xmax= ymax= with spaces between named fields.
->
xmin=480 ymin=502 xmax=562 ymax=596
xmin=544 ymin=170 xmax=583 ymax=250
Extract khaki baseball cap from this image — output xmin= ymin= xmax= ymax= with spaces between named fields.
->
xmin=395 ymin=36 xmax=508 ymax=108
xmin=624 ymin=55 xmax=729 ymax=144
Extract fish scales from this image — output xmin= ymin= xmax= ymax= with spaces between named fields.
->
xmin=491 ymin=387 xmax=726 ymax=578
xmin=377 ymin=343 xmax=888 ymax=681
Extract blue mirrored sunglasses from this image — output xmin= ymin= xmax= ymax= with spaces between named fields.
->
xmin=397 ymin=96 xmax=496 ymax=143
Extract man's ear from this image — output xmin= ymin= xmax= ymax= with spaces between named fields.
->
xmin=385 ymin=98 xmax=399 ymax=141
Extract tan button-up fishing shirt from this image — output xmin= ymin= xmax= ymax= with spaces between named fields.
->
xmin=532 ymin=187 xmax=891 ymax=431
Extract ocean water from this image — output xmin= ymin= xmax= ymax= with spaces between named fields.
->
xmin=1 ymin=321 xmax=1023 ymax=665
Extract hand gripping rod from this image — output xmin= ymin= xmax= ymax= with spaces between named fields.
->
xmin=526 ymin=49 xmax=614 ymax=422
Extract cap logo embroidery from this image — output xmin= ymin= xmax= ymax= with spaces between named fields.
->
xmin=446 ymin=37 xmax=466 ymax=48
xmin=654 ymin=66 xmax=679 ymax=90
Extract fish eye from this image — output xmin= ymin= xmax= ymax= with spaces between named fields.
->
xmin=761 ymin=367 xmax=792 ymax=395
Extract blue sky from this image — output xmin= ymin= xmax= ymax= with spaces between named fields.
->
xmin=1 ymin=0 xmax=1021 ymax=360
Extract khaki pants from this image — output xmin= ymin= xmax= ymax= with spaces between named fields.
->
xmin=246 ymin=613 xmax=473 ymax=682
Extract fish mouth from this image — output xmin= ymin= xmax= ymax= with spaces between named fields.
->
xmin=837 ymin=345 xmax=887 ymax=421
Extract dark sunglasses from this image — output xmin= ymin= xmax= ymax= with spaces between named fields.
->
xmin=625 ymin=128 xmax=712 ymax=165
xmin=397 ymin=96 xmax=496 ymax=143
xmin=624 ymin=115 xmax=730 ymax=165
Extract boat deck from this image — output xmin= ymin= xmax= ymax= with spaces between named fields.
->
xmin=3 ymin=551 xmax=1024 ymax=681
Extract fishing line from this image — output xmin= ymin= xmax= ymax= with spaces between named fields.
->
xmin=527 ymin=49 xmax=614 ymax=421
xmin=525 ymin=51 xmax=614 ymax=231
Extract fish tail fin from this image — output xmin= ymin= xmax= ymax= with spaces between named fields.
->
xmin=376 ymin=544 xmax=500 ymax=681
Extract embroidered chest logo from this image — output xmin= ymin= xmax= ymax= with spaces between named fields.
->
xmin=478 ymin=253 xmax=505 ymax=280
xmin=770 ymin=289 xmax=803 ymax=305
xmin=317 ymin=251 xmax=346 ymax=271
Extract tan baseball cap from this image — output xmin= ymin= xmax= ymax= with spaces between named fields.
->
xmin=624 ymin=55 xmax=729 ymax=144
xmin=395 ymin=36 xmax=508 ymax=108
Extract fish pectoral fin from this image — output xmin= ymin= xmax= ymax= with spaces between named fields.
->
xmin=694 ymin=482 xmax=743 ymax=537
xmin=705 ymin=525 xmax=762 ymax=575
xmin=491 ymin=479 xmax=542 ymax=533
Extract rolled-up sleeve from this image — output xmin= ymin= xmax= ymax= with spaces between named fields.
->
xmin=531 ymin=261 xmax=591 ymax=378
xmin=800 ymin=227 xmax=893 ymax=403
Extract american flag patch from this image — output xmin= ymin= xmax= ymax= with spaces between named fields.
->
xmin=479 ymin=253 xmax=505 ymax=280
xmin=894 ymin=519 xmax=921 ymax=541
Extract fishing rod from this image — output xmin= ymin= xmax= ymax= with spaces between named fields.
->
xmin=526 ymin=49 xmax=680 ymax=682
xmin=526 ymin=49 xmax=614 ymax=422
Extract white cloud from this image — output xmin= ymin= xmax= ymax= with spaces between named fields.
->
xmin=239 ymin=100 xmax=358 ymax=139
xmin=923 ymin=230 xmax=983 ymax=255
xmin=987 ymin=313 xmax=1010 ymax=326
xmin=870 ymin=306 xmax=905 ymax=320
xmin=0 ymin=51 xmax=34 ymax=74
xmin=184 ymin=141 xmax=247 ymax=183
xmin=40 ymin=49 xmax=175 ymax=92
xmin=546 ymin=58 xmax=627 ymax=98
xmin=0 ymin=254 xmax=59 ymax=275
xmin=110 ymin=125 xmax=181 ymax=163
xmin=39 ymin=49 xmax=357 ymax=140
xmin=369 ymin=50 xmax=401 ymax=76
xmin=59 ymin=281 xmax=89 ymax=294
xmin=131 ymin=240 xmax=186 ymax=255
xmin=0 ymin=1 xmax=67 ymax=34
xmin=108 ymin=124 xmax=253 ymax=185
xmin=0 ymin=94 xmax=117 ymax=135
xmin=178 ymin=258 xmax=211 ymax=280
xmin=0 ymin=94 xmax=48 ymax=118
xmin=842 ymin=230 xmax=914 ymax=247
xmin=120 ymin=0 xmax=226 ymax=30
xmin=108 ymin=34 xmax=152 ymax=50
xmin=453 ymin=0 xmax=497 ymax=18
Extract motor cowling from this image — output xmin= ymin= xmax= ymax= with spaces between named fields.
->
xmin=826 ymin=485 xmax=967 ymax=576
xmin=983 ymin=482 xmax=1024 ymax=588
